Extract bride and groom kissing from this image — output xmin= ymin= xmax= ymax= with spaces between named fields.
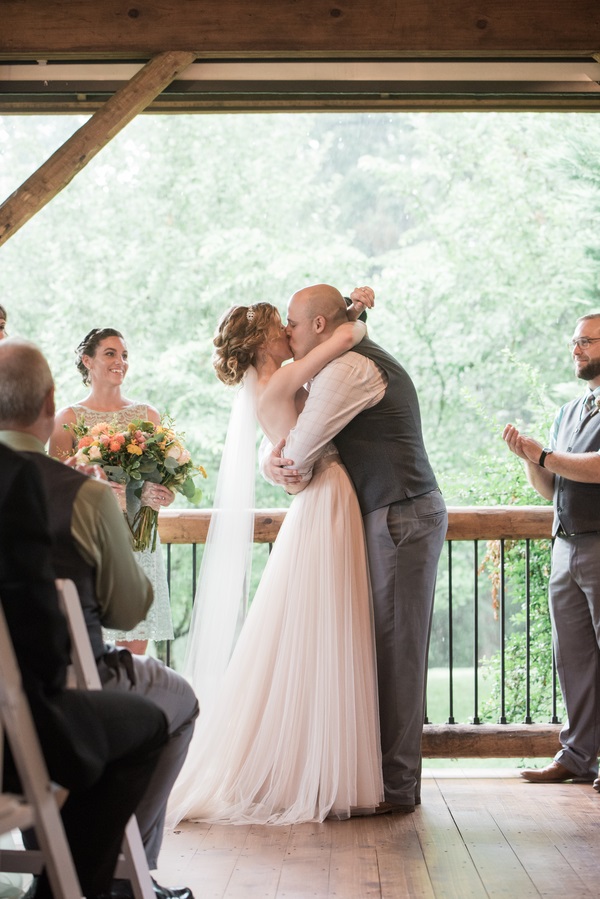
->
xmin=167 ymin=282 xmax=448 ymax=826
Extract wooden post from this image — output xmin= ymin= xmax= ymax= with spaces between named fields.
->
xmin=0 ymin=50 xmax=197 ymax=247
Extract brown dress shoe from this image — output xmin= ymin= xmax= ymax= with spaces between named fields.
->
xmin=520 ymin=761 xmax=581 ymax=783
xmin=593 ymin=778 xmax=600 ymax=792
xmin=374 ymin=800 xmax=415 ymax=815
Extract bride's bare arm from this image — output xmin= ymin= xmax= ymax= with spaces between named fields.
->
xmin=49 ymin=406 xmax=78 ymax=460
xmin=268 ymin=321 xmax=366 ymax=403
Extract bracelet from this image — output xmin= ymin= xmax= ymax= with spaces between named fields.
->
xmin=539 ymin=447 xmax=553 ymax=468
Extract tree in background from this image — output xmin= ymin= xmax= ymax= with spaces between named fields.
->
xmin=2 ymin=111 xmax=600 ymax=670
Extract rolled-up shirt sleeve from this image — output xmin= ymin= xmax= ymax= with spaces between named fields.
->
xmin=71 ymin=479 xmax=153 ymax=630
xmin=258 ymin=435 xmax=277 ymax=485
xmin=284 ymin=352 xmax=385 ymax=481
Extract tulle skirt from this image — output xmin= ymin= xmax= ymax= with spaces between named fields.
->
xmin=167 ymin=453 xmax=383 ymax=825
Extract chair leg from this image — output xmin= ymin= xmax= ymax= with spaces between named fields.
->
xmin=117 ymin=818 xmax=155 ymax=899
xmin=0 ymin=601 xmax=82 ymax=898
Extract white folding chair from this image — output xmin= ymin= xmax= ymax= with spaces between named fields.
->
xmin=0 ymin=598 xmax=82 ymax=898
xmin=55 ymin=579 xmax=154 ymax=899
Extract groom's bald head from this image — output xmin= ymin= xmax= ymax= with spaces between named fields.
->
xmin=286 ymin=284 xmax=348 ymax=359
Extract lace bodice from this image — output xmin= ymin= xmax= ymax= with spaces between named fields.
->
xmin=71 ymin=402 xmax=150 ymax=431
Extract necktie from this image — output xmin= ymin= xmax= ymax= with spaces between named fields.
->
xmin=585 ymin=392 xmax=596 ymax=414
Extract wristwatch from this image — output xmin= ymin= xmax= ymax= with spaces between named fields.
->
xmin=538 ymin=447 xmax=553 ymax=468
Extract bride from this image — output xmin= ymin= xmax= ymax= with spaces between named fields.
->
xmin=167 ymin=293 xmax=383 ymax=825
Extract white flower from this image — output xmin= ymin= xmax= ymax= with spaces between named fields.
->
xmin=88 ymin=445 xmax=102 ymax=461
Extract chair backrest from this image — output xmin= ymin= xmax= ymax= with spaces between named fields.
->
xmin=54 ymin=579 xmax=154 ymax=899
xmin=55 ymin=578 xmax=102 ymax=690
xmin=0 ymin=597 xmax=83 ymax=898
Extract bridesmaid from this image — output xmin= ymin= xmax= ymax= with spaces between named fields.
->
xmin=50 ymin=328 xmax=175 ymax=654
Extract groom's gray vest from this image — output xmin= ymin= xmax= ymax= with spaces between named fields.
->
xmin=22 ymin=452 xmax=105 ymax=660
xmin=552 ymin=398 xmax=600 ymax=536
xmin=334 ymin=337 xmax=438 ymax=515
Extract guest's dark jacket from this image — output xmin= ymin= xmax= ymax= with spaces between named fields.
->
xmin=0 ymin=443 xmax=109 ymax=790
xmin=23 ymin=452 xmax=107 ymax=661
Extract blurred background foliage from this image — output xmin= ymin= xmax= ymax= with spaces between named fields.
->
xmin=2 ymin=111 xmax=600 ymax=703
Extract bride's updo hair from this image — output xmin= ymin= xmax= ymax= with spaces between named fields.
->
xmin=75 ymin=327 xmax=125 ymax=385
xmin=213 ymin=303 xmax=281 ymax=386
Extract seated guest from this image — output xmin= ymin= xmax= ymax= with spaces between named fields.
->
xmin=0 ymin=338 xmax=198 ymax=899
xmin=0 ymin=441 xmax=168 ymax=899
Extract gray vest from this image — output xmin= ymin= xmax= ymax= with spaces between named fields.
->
xmin=334 ymin=337 xmax=438 ymax=515
xmin=552 ymin=398 xmax=600 ymax=536
xmin=23 ymin=452 xmax=106 ymax=660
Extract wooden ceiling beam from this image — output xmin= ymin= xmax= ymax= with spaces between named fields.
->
xmin=1 ymin=1 xmax=599 ymax=59
xmin=0 ymin=50 xmax=196 ymax=247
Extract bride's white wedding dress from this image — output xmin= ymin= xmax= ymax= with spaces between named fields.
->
xmin=167 ymin=441 xmax=383 ymax=825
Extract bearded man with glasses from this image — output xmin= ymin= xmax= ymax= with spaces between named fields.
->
xmin=503 ymin=312 xmax=600 ymax=792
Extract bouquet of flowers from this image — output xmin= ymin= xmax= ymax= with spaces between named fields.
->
xmin=70 ymin=417 xmax=206 ymax=552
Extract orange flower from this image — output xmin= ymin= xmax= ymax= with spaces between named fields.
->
xmin=90 ymin=421 xmax=112 ymax=436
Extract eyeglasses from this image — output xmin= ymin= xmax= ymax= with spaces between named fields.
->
xmin=569 ymin=337 xmax=600 ymax=351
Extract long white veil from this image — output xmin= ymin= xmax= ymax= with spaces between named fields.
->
xmin=182 ymin=366 xmax=258 ymax=718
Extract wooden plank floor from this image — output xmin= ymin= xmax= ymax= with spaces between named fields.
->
xmin=157 ymin=770 xmax=600 ymax=898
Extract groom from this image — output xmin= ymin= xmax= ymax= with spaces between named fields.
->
xmin=264 ymin=283 xmax=447 ymax=813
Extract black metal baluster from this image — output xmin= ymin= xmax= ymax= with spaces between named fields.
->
xmin=447 ymin=541 xmax=455 ymax=724
xmin=499 ymin=539 xmax=507 ymax=724
xmin=524 ymin=539 xmax=532 ymax=724
xmin=472 ymin=540 xmax=481 ymax=725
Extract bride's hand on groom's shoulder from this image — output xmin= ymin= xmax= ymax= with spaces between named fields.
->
xmin=349 ymin=286 xmax=375 ymax=312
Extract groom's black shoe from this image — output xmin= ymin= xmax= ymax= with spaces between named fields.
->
xmin=108 ymin=878 xmax=194 ymax=899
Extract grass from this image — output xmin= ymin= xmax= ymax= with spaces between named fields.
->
xmin=424 ymin=667 xmax=553 ymax=770
xmin=426 ymin=666 xmax=491 ymax=726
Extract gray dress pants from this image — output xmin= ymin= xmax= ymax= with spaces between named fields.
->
xmin=99 ymin=653 xmax=199 ymax=869
xmin=550 ymin=533 xmax=600 ymax=779
xmin=364 ymin=488 xmax=447 ymax=806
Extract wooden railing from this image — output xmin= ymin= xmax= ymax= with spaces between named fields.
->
xmin=159 ymin=504 xmax=554 ymax=545
xmin=158 ymin=505 xmax=562 ymax=759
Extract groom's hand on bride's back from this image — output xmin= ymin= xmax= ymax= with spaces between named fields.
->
xmin=265 ymin=439 xmax=302 ymax=490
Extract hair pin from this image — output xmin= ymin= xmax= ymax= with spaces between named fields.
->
xmin=246 ymin=307 xmax=256 ymax=322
